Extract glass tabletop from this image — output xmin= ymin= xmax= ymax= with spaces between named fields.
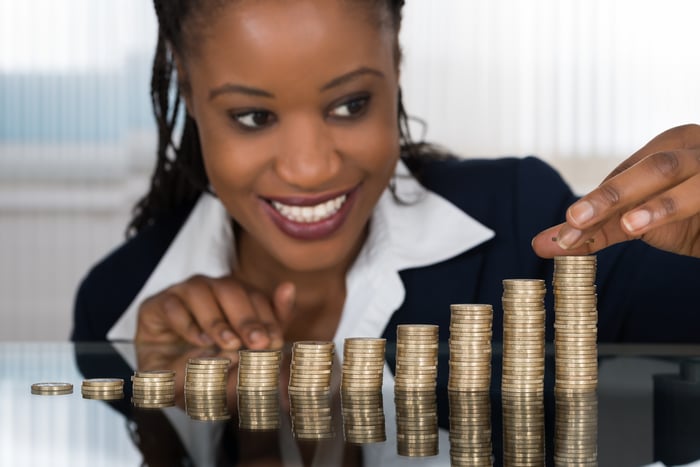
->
xmin=1 ymin=341 xmax=699 ymax=467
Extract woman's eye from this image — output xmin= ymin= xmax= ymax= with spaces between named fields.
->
xmin=232 ymin=110 xmax=275 ymax=129
xmin=329 ymin=96 xmax=370 ymax=118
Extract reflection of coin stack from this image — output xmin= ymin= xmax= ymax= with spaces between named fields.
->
xmin=448 ymin=304 xmax=493 ymax=392
xmin=184 ymin=357 xmax=231 ymax=421
xmin=81 ymin=378 xmax=124 ymax=400
xmin=237 ymin=349 xmax=281 ymax=431
xmin=288 ymin=341 xmax=335 ymax=440
xmin=131 ymin=370 xmax=176 ymax=408
xmin=448 ymin=390 xmax=492 ymax=466
xmin=501 ymin=279 xmax=546 ymax=394
xmin=553 ymin=255 xmax=598 ymax=392
xmin=341 ymin=337 xmax=386 ymax=444
xmin=554 ymin=389 xmax=598 ymax=466
xmin=502 ymin=392 xmax=546 ymax=466
xmin=31 ymin=382 xmax=73 ymax=396
xmin=395 ymin=324 xmax=439 ymax=457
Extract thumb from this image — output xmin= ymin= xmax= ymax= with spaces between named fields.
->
xmin=273 ymin=281 xmax=296 ymax=328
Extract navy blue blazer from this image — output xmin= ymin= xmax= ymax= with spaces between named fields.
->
xmin=72 ymin=156 xmax=700 ymax=343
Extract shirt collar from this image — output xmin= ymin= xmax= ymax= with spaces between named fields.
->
xmin=107 ymin=160 xmax=494 ymax=342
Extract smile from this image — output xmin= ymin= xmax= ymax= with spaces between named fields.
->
xmin=271 ymin=194 xmax=348 ymax=223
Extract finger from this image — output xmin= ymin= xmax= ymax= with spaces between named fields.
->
xmin=620 ymin=172 xmax=700 ymax=236
xmin=249 ymin=291 xmax=284 ymax=349
xmin=155 ymin=294 xmax=209 ymax=346
xmin=173 ymin=277 xmax=241 ymax=350
xmin=564 ymin=149 xmax=698 ymax=235
xmin=273 ymin=282 xmax=296 ymax=328
xmin=210 ymin=277 xmax=270 ymax=349
xmin=532 ymin=217 xmax=636 ymax=257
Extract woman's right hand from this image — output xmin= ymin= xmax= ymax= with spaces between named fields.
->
xmin=135 ymin=274 xmax=295 ymax=350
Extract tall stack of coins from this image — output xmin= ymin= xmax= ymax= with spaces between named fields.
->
xmin=31 ymin=382 xmax=73 ymax=396
xmin=184 ymin=357 xmax=231 ymax=421
xmin=448 ymin=390 xmax=492 ymax=466
xmin=81 ymin=378 xmax=124 ymax=400
xmin=131 ymin=370 xmax=176 ymax=408
xmin=288 ymin=341 xmax=335 ymax=393
xmin=553 ymin=255 xmax=598 ymax=392
xmin=554 ymin=390 xmax=598 ymax=466
xmin=395 ymin=324 xmax=439 ymax=457
xmin=501 ymin=279 xmax=546 ymax=394
xmin=502 ymin=392 xmax=546 ymax=466
xmin=341 ymin=337 xmax=386 ymax=444
xmin=288 ymin=341 xmax=335 ymax=440
xmin=448 ymin=304 xmax=493 ymax=392
xmin=237 ymin=349 xmax=281 ymax=431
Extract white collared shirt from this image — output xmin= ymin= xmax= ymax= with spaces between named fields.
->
xmin=107 ymin=160 xmax=494 ymax=345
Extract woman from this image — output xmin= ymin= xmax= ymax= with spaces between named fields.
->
xmin=72 ymin=0 xmax=700 ymax=347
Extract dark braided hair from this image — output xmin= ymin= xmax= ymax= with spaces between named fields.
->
xmin=128 ymin=0 xmax=429 ymax=236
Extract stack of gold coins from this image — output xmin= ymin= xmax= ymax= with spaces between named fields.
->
xmin=341 ymin=337 xmax=386 ymax=392
xmin=341 ymin=388 xmax=386 ymax=444
xmin=553 ymin=255 xmax=598 ymax=392
xmin=131 ymin=370 xmax=176 ymax=408
xmin=289 ymin=390 xmax=334 ymax=440
xmin=554 ymin=389 xmax=598 ymax=466
xmin=288 ymin=341 xmax=335 ymax=393
xmin=184 ymin=357 xmax=231 ymax=421
xmin=395 ymin=324 xmax=439 ymax=457
xmin=501 ymin=279 xmax=546 ymax=394
xmin=340 ymin=337 xmax=386 ymax=444
xmin=502 ymin=391 xmax=546 ymax=466
xmin=237 ymin=349 xmax=281 ymax=431
xmin=448 ymin=304 xmax=493 ymax=392
xmin=395 ymin=389 xmax=439 ymax=457
xmin=448 ymin=390 xmax=492 ymax=466
xmin=81 ymin=378 xmax=124 ymax=400
xmin=30 ymin=382 xmax=73 ymax=396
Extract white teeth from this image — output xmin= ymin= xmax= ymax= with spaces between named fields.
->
xmin=272 ymin=194 xmax=347 ymax=223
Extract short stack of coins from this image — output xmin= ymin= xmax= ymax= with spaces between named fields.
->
xmin=448 ymin=304 xmax=493 ymax=391
xmin=448 ymin=390 xmax=493 ymax=466
xmin=341 ymin=337 xmax=386 ymax=444
xmin=81 ymin=378 xmax=124 ymax=400
xmin=501 ymin=279 xmax=546 ymax=394
xmin=131 ymin=370 xmax=176 ymax=408
xmin=288 ymin=341 xmax=335 ymax=440
xmin=30 ymin=382 xmax=73 ymax=396
xmin=395 ymin=324 xmax=439 ymax=457
xmin=237 ymin=349 xmax=282 ymax=431
xmin=553 ymin=255 xmax=599 ymax=392
xmin=502 ymin=392 xmax=546 ymax=466
xmin=554 ymin=389 xmax=598 ymax=466
xmin=184 ymin=357 xmax=231 ymax=421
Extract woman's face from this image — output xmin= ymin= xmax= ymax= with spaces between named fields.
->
xmin=181 ymin=0 xmax=401 ymax=273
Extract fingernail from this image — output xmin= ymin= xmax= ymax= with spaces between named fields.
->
xmin=221 ymin=330 xmax=236 ymax=343
xmin=623 ymin=209 xmax=652 ymax=233
xmin=557 ymin=227 xmax=582 ymax=250
xmin=570 ymin=201 xmax=595 ymax=225
xmin=248 ymin=329 xmax=265 ymax=344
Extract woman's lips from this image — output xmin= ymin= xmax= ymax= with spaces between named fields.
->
xmin=261 ymin=187 xmax=359 ymax=241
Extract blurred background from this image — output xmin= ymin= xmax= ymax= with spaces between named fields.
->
xmin=1 ymin=0 xmax=699 ymax=341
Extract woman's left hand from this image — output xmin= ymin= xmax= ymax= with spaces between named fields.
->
xmin=532 ymin=123 xmax=700 ymax=259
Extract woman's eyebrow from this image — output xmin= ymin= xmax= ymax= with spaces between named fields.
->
xmin=320 ymin=67 xmax=385 ymax=91
xmin=209 ymin=84 xmax=274 ymax=101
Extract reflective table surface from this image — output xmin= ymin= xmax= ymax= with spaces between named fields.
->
xmin=1 ymin=341 xmax=700 ymax=467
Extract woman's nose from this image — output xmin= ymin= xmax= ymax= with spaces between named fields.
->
xmin=274 ymin=116 xmax=341 ymax=190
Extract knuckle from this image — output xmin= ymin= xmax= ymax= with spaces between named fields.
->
xmin=597 ymin=184 xmax=621 ymax=207
xmin=207 ymin=317 xmax=228 ymax=330
xmin=650 ymin=151 xmax=681 ymax=177
xmin=658 ymin=196 xmax=678 ymax=217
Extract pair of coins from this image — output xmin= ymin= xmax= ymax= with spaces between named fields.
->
xmin=553 ymin=255 xmax=599 ymax=392
xmin=501 ymin=279 xmax=546 ymax=394
xmin=131 ymin=370 xmax=175 ymax=409
xmin=184 ymin=357 xmax=231 ymax=421
xmin=448 ymin=304 xmax=493 ymax=392
xmin=237 ymin=349 xmax=281 ymax=431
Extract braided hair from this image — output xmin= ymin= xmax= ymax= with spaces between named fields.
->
xmin=128 ymin=0 xmax=425 ymax=236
